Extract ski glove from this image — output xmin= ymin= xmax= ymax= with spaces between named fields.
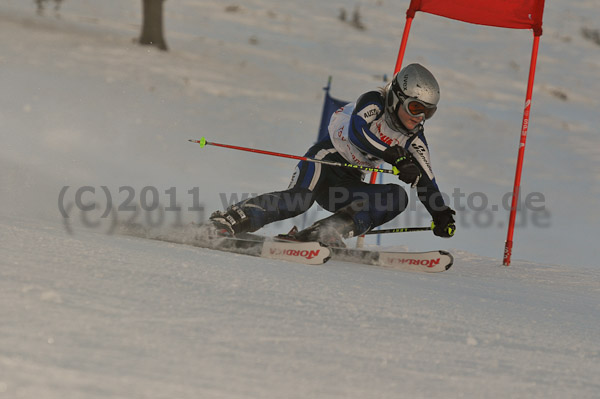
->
xmin=431 ymin=207 xmax=456 ymax=238
xmin=382 ymin=146 xmax=422 ymax=187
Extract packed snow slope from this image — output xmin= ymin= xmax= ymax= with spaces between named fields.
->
xmin=1 ymin=0 xmax=600 ymax=398
xmin=2 ymin=217 xmax=600 ymax=398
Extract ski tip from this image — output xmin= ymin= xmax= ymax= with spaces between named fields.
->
xmin=440 ymin=250 xmax=454 ymax=270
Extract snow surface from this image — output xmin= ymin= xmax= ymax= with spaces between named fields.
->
xmin=1 ymin=0 xmax=599 ymax=397
xmin=3 ymin=217 xmax=600 ymax=398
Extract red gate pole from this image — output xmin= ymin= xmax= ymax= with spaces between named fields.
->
xmin=393 ymin=15 xmax=414 ymax=76
xmin=357 ymin=15 xmax=414 ymax=249
xmin=503 ymin=34 xmax=541 ymax=266
xmin=368 ymin=14 xmax=414 ymax=189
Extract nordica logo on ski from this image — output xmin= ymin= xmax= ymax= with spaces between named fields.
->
xmin=385 ymin=257 xmax=441 ymax=268
xmin=270 ymin=248 xmax=322 ymax=260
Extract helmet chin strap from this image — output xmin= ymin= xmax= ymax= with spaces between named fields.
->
xmin=404 ymin=119 xmax=423 ymax=133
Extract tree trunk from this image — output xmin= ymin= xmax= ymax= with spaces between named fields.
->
xmin=139 ymin=0 xmax=168 ymax=51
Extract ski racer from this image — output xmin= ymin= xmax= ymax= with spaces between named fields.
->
xmin=208 ymin=63 xmax=456 ymax=246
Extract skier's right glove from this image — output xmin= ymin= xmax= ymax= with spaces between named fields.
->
xmin=431 ymin=207 xmax=456 ymax=238
xmin=382 ymin=146 xmax=422 ymax=187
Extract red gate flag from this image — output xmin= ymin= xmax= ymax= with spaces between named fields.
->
xmin=366 ymin=0 xmax=546 ymax=266
xmin=407 ymin=0 xmax=545 ymax=35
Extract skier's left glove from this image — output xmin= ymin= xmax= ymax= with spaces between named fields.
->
xmin=382 ymin=146 xmax=422 ymax=187
xmin=431 ymin=207 xmax=456 ymax=238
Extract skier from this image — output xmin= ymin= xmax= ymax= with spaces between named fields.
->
xmin=208 ymin=63 xmax=456 ymax=246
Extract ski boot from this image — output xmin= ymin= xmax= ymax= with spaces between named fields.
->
xmin=206 ymin=205 xmax=252 ymax=238
xmin=292 ymin=206 xmax=362 ymax=248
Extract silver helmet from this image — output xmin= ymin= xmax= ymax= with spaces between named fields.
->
xmin=384 ymin=63 xmax=440 ymax=133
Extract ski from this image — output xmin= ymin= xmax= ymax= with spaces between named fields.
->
xmin=271 ymin=231 xmax=453 ymax=272
xmin=136 ymin=227 xmax=451 ymax=270
xmin=330 ymin=247 xmax=453 ymax=273
xmin=119 ymin=225 xmax=331 ymax=265
xmin=195 ymin=236 xmax=331 ymax=265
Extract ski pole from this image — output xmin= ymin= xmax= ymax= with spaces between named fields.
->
xmin=189 ymin=137 xmax=398 ymax=175
xmin=365 ymin=226 xmax=432 ymax=235
xmin=366 ymin=223 xmax=456 ymax=237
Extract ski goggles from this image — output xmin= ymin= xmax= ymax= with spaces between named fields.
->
xmin=402 ymin=97 xmax=437 ymax=120
xmin=389 ymin=78 xmax=437 ymax=120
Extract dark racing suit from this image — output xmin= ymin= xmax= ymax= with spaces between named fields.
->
xmin=234 ymin=90 xmax=447 ymax=235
